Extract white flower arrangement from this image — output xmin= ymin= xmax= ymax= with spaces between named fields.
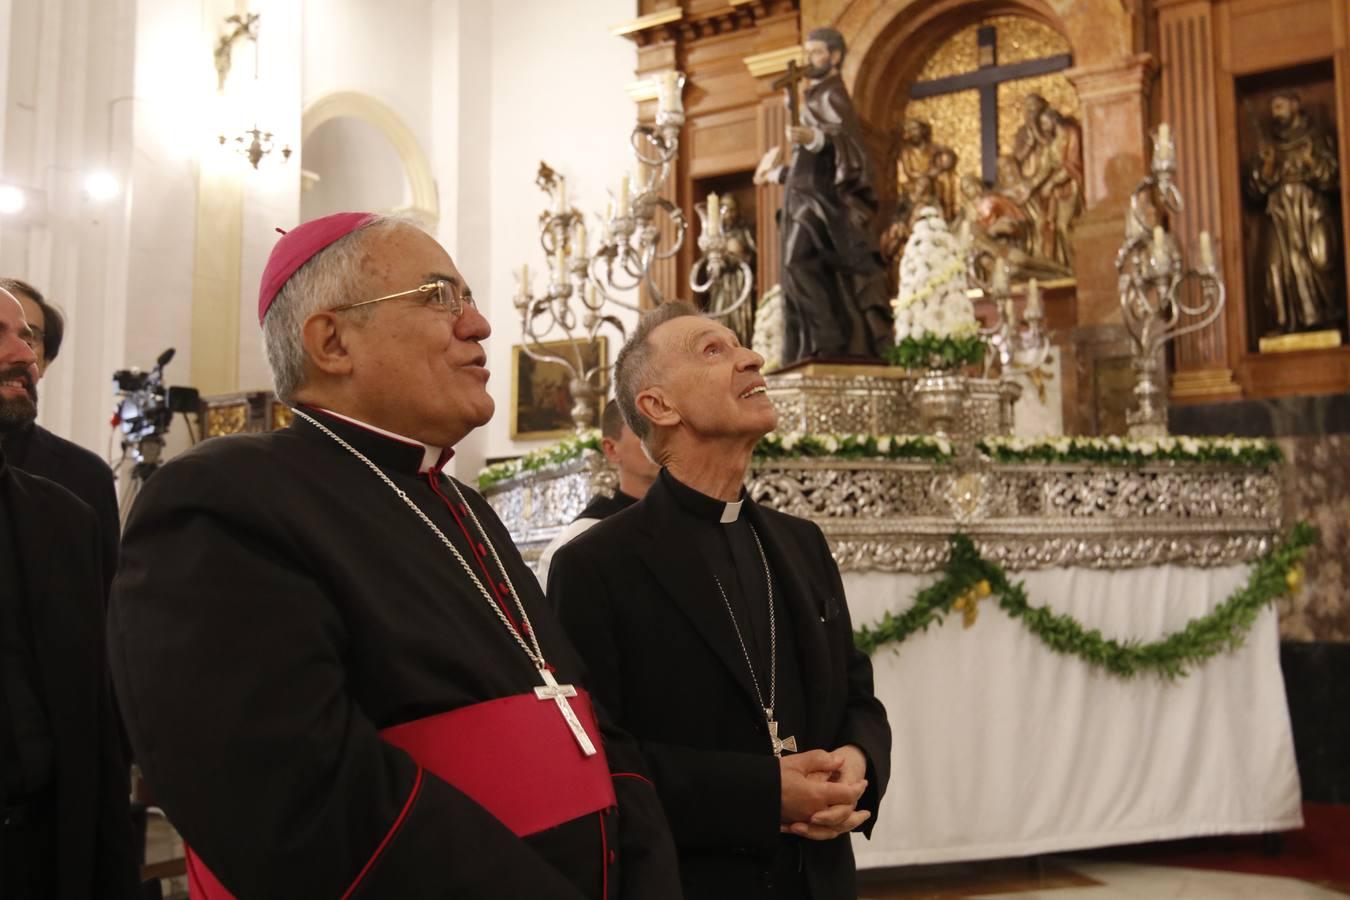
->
xmin=893 ymin=207 xmax=980 ymax=345
xmin=977 ymin=434 xmax=1282 ymax=467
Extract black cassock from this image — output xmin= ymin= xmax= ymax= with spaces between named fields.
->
xmin=549 ymin=470 xmax=891 ymax=900
xmin=778 ymin=73 xmax=893 ymax=363
xmin=108 ymin=408 xmax=679 ymax=899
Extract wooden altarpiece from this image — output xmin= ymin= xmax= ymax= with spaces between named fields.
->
xmin=616 ymin=0 xmax=1157 ymax=433
xmin=1155 ymin=0 xmax=1350 ymax=402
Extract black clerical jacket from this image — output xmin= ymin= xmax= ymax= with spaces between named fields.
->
xmin=5 ymin=422 xmax=120 ymax=591
xmin=108 ymin=410 xmax=679 ymax=899
xmin=549 ymin=473 xmax=891 ymax=900
xmin=0 ymin=455 xmax=140 ymax=899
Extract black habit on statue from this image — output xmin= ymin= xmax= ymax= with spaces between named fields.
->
xmin=550 ymin=469 xmax=891 ymax=900
xmin=4 ymin=421 xmax=120 ymax=591
xmin=0 ymin=448 xmax=140 ymax=899
xmin=108 ymin=408 xmax=679 ymax=900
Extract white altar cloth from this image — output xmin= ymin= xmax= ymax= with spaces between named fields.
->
xmin=845 ymin=564 xmax=1303 ymax=868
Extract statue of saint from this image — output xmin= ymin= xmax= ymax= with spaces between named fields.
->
xmin=897 ymin=118 xmax=958 ymax=223
xmin=755 ymin=27 xmax=893 ymax=363
xmin=1001 ymin=99 xmax=1084 ymax=269
xmin=1246 ymin=92 xmax=1344 ymax=335
xmin=704 ymin=193 xmax=758 ymax=347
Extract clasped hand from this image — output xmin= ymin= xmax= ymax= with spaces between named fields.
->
xmin=779 ymin=746 xmax=869 ymax=840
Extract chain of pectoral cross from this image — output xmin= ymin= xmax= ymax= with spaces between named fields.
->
xmin=712 ymin=525 xmax=797 ymax=759
xmin=293 ymin=408 xmax=597 ymax=757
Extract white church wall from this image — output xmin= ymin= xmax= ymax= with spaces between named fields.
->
xmin=0 ymin=0 xmax=152 ymax=459
xmin=469 ymin=0 xmax=638 ymax=476
xmin=237 ymin=0 xmax=302 ymax=394
xmin=301 ymin=0 xmax=433 ymax=161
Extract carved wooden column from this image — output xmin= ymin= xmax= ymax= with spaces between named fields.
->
xmin=1156 ymin=0 xmax=1241 ymax=402
xmin=1063 ymin=53 xmax=1155 ymax=326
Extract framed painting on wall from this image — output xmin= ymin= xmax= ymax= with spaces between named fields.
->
xmin=509 ymin=338 xmax=607 ymax=441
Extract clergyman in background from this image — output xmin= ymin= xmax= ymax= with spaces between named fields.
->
xmin=537 ymin=402 xmax=659 ymax=590
xmin=0 ymin=288 xmax=141 ymax=899
xmin=0 ymin=278 xmax=120 ymax=591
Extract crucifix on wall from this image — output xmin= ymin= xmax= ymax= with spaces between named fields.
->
xmin=909 ymin=24 xmax=1071 ymax=186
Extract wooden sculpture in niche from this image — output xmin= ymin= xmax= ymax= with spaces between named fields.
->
xmin=1245 ymin=92 xmax=1345 ymax=339
xmin=703 ymin=193 xmax=759 ymax=348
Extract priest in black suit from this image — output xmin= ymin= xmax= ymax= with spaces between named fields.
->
xmin=549 ymin=301 xmax=891 ymax=900
xmin=109 ymin=213 xmax=679 ymax=899
xmin=0 ymin=291 xmax=140 ymax=898
xmin=0 ymin=279 xmax=120 ymax=591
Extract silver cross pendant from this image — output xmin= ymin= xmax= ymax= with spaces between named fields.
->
xmin=766 ymin=710 xmax=797 ymax=758
xmin=535 ymin=668 xmax=598 ymax=757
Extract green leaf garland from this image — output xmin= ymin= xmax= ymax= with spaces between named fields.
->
xmin=886 ymin=333 xmax=986 ymax=371
xmin=854 ymin=523 xmax=1318 ymax=679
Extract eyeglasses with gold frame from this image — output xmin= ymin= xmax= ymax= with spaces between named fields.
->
xmin=330 ymin=280 xmax=475 ymax=317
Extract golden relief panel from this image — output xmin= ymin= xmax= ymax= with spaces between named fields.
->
xmin=997 ymin=74 xmax=1081 ymax=158
xmin=986 ymin=15 xmax=1069 ymax=65
xmin=905 ymin=16 xmax=1078 ymax=186
xmin=904 ymin=90 xmax=983 ymax=183
xmin=205 ymin=403 xmax=249 ymax=437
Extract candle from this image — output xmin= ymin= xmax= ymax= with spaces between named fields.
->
xmin=1199 ymin=230 xmax=1214 ymax=270
xmin=1026 ymin=278 xmax=1043 ymax=318
xmin=555 ymin=236 xmax=567 ymax=275
xmin=992 ymin=257 xmax=1010 ymax=296
xmin=618 ymin=175 xmax=630 ymax=217
xmin=520 ymin=262 xmax=530 ymax=288
xmin=605 ymin=201 xmax=614 ymax=222
xmin=1156 ymin=123 xmax=1174 ymax=161
xmin=555 ymin=176 xmax=567 ymax=214
xmin=1152 ymin=225 xmax=1166 ymax=252
xmin=707 ymin=192 xmax=721 ymax=237
xmin=572 ymin=219 xmax=587 ymax=256
xmin=658 ymin=71 xmax=683 ymax=115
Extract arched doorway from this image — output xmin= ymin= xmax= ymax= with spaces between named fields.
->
xmin=299 ymin=91 xmax=439 ymax=229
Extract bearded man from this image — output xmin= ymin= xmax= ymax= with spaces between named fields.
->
xmin=0 ymin=288 xmax=140 ymax=899
xmin=0 ymin=278 xmax=120 ymax=590
xmin=549 ymin=302 xmax=891 ymax=900
xmin=108 ymin=213 xmax=679 ymax=898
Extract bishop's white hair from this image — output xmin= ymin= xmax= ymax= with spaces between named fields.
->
xmin=261 ymin=214 xmax=424 ymax=403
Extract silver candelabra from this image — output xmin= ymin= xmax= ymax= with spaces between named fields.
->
xmin=1116 ymin=124 xmax=1224 ymax=438
xmin=513 ymin=73 xmax=688 ymax=433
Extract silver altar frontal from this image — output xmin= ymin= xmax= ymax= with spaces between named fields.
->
xmin=484 ymin=450 xmax=1301 ymax=867
xmin=483 ymin=452 xmax=1281 ymax=573
xmin=762 ymin=363 xmax=1022 ymax=444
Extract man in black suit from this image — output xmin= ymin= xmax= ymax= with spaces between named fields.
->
xmin=0 ymin=289 xmax=140 ymax=898
xmin=549 ymin=301 xmax=890 ymax=900
xmin=0 ymin=279 xmax=120 ymax=589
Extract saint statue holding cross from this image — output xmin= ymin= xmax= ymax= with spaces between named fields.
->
xmin=755 ymin=27 xmax=893 ymax=364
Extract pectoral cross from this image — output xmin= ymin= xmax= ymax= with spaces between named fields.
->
xmin=767 ymin=711 xmax=797 ymax=758
xmin=535 ymin=668 xmax=598 ymax=757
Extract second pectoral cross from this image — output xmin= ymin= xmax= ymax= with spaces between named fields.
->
xmin=767 ymin=710 xmax=797 ymax=758
xmin=535 ymin=668 xmax=598 ymax=757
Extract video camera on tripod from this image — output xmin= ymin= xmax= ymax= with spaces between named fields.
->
xmin=111 ymin=348 xmax=199 ymax=477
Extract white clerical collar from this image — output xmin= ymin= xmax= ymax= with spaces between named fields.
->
xmin=720 ymin=498 xmax=744 ymax=524
xmin=314 ymin=407 xmax=446 ymax=474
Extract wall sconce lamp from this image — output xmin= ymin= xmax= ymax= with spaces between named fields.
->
xmin=214 ymin=13 xmax=260 ymax=92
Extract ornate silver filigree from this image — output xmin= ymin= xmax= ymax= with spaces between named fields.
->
xmin=483 ymin=454 xmax=1281 ymax=573
xmin=764 ymin=368 xmax=1020 ymax=442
